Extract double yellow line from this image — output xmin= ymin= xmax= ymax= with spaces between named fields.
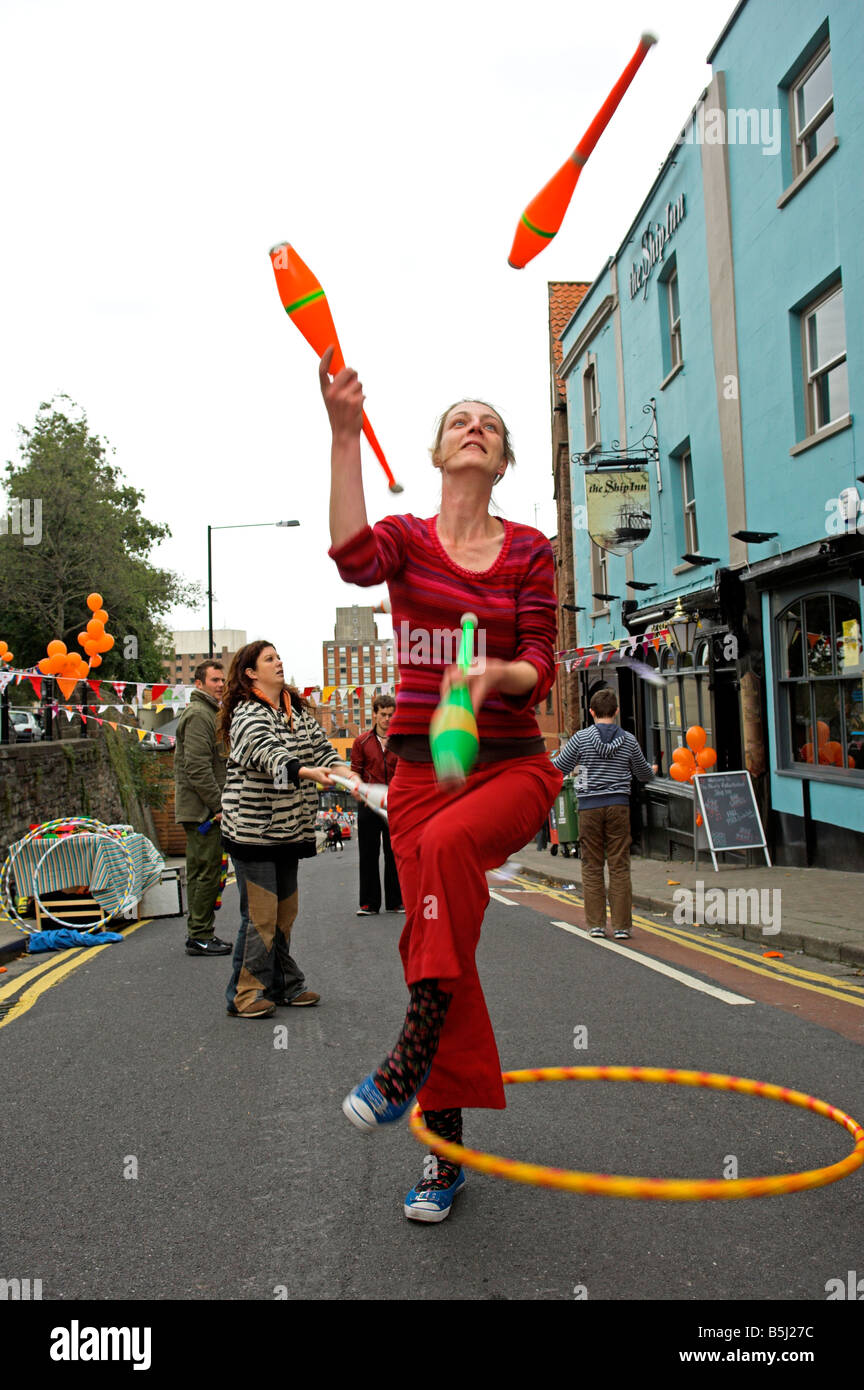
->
xmin=504 ymin=874 xmax=864 ymax=1010
xmin=0 ymin=918 xmax=153 ymax=1031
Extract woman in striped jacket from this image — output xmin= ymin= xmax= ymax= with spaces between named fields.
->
xmin=321 ymin=349 xmax=562 ymax=1223
xmin=218 ymin=639 xmax=356 ymax=1018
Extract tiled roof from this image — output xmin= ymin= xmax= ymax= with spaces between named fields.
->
xmin=548 ymin=281 xmax=590 ymax=403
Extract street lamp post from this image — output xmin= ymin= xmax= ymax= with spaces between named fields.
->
xmin=207 ymin=520 xmax=300 ymax=657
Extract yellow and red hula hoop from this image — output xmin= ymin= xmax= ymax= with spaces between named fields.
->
xmin=409 ymin=1067 xmax=864 ymax=1201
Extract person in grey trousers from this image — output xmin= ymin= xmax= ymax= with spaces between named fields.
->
xmin=552 ymin=687 xmax=656 ymax=939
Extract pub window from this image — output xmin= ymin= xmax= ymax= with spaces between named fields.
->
xmin=679 ymin=448 xmax=698 ymax=553
xmin=802 ymin=284 xmax=848 ymax=434
xmin=583 ymin=362 xmax=600 ymax=450
xmin=658 ymin=255 xmax=682 ymax=380
xmin=589 ymin=542 xmax=608 ymax=611
xmin=650 ymin=642 xmax=712 ymax=773
xmin=791 ymin=41 xmax=834 ymax=175
xmin=777 ymin=592 xmax=864 ymax=774
xmin=667 ymin=266 xmax=682 ymax=369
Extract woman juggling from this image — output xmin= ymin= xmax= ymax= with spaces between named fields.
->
xmin=219 ymin=639 xmax=358 ymax=1018
xmin=321 ymin=349 xmax=563 ymax=1222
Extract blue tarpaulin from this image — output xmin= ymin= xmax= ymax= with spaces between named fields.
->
xmin=27 ymin=929 xmax=125 ymax=952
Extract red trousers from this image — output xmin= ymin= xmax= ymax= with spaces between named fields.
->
xmin=387 ymin=754 xmax=563 ymax=1111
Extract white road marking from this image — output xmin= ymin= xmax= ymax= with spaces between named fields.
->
xmin=550 ymin=920 xmax=754 ymax=1006
xmin=489 ymin=890 xmax=517 ymax=907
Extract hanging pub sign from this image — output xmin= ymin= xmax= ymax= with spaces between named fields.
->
xmin=586 ymin=469 xmax=651 ymax=555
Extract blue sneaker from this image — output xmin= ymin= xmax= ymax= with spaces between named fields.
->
xmin=404 ymin=1169 xmax=466 ymax=1222
xmin=342 ymin=1072 xmax=419 ymax=1130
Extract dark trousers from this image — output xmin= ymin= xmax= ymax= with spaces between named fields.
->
xmin=227 ymin=856 xmax=304 ymax=1012
xmin=183 ymin=821 xmax=223 ymax=940
xmin=357 ymin=804 xmax=402 ymax=911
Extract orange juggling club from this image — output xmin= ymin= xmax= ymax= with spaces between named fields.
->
xmin=268 ymin=242 xmax=403 ymax=493
xmin=508 ymin=33 xmax=657 ymax=269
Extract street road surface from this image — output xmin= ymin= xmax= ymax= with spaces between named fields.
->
xmin=2 ymin=841 xmax=863 ymax=1303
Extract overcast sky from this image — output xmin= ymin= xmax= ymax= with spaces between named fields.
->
xmin=0 ymin=0 xmax=728 ymax=687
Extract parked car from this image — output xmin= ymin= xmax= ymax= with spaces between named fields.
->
xmin=10 ymin=710 xmax=43 ymax=743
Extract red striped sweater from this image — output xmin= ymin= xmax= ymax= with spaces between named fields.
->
xmin=328 ymin=515 xmax=557 ymax=745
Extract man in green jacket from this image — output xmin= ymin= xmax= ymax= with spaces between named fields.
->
xmin=174 ymin=660 xmax=231 ymax=956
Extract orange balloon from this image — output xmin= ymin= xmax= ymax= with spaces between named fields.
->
xmin=38 ymin=657 xmax=52 ymax=674
xmin=45 ymin=654 xmax=65 ymax=674
xmin=3 ymin=653 xmax=12 ymax=663
xmin=672 ymin=746 xmax=695 ymax=767
xmin=816 ymin=720 xmax=829 ymax=747
xmin=94 ymin=609 xmax=109 ymax=624
xmin=696 ymin=747 xmax=717 ymax=770
xmin=87 ymin=592 xmax=103 ymax=611
xmin=696 ymin=813 xmax=703 ymax=826
xmin=822 ymin=741 xmax=844 ymax=767
xmin=97 ymin=632 xmax=115 ymax=652
xmin=685 ymin=725 xmax=706 ymax=754
xmin=89 ymin=653 xmax=102 ymax=668
xmin=77 ymin=631 xmax=89 ymax=646
xmin=0 ymin=641 xmax=7 ymax=655
xmin=669 ymin=763 xmax=690 ymax=782
xmin=86 ymin=618 xmax=104 ymax=638
xmin=47 ymin=640 xmax=67 ymax=657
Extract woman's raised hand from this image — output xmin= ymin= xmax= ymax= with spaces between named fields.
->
xmin=319 ymin=347 xmax=364 ymax=438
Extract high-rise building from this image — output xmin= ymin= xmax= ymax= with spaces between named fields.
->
xmin=320 ymin=605 xmax=395 ymax=741
xmin=165 ymin=629 xmax=247 ymax=685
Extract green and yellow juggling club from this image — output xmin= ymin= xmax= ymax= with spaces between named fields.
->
xmin=429 ymin=612 xmax=480 ymax=786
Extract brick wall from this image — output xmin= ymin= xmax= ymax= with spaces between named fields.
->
xmin=0 ymin=736 xmax=158 ymax=859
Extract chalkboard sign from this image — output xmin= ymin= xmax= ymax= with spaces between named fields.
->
xmin=693 ymin=771 xmax=771 ymax=870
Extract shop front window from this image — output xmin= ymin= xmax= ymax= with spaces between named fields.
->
xmin=778 ymin=592 xmax=864 ymax=774
xmin=649 ymin=642 xmax=712 ymax=773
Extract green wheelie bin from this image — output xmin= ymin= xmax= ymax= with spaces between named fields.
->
xmin=554 ymin=777 xmax=579 ymax=858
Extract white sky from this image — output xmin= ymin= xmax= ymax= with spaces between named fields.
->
xmin=0 ymin=0 xmax=727 ymax=687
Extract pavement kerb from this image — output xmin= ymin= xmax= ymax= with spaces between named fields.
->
xmin=509 ymin=846 xmax=864 ymax=971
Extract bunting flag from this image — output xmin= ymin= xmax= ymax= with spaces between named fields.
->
xmin=28 ymin=675 xmax=43 ymax=698
xmin=0 ymin=671 xmax=14 ymax=695
xmin=112 ymin=681 xmax=127 ymax=698
xmin=136 ymin=729 xmax=147 ymax=742
xmin=87 ymin=680 xmax=101 ymax=696
xmin=150 ymin=684 xmax=168 ymax=701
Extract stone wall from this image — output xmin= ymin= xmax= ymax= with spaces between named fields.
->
xmin=0 ymin=732 xmax=158 ymax=857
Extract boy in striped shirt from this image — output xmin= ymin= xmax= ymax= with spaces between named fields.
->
xmin=552 ymin=688 xmax=657 ymax=939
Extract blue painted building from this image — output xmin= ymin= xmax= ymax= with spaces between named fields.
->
xmin=557 ymin=0 xmax=863 ymax=867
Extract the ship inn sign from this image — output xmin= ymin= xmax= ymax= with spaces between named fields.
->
xmin=629 ymin=194 xmax=686 ymax=300
xmin=586 ymin=470 xmax=652 ymax=555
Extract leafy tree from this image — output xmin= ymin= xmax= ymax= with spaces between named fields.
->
xmin=0 ymin=396 xmax=199 ymax=681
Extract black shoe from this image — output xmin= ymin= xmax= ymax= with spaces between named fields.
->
xmin=355 ymin=906 xmax=379 ymax=916
xmin=186 ymin=936 xmax=232 ymax=955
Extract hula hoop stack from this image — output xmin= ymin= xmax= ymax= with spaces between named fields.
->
xmin=410 ymin=1067 xmax=864 ymax=1201
xmin=0 ymin=817 xmax=136 ymax=934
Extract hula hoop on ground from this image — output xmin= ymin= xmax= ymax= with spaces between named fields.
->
xmin=33 ymin=831 xmax=135 ymax=930
xmin=0 ymin=818 xmax=133 ymax=934
xmin=409 ymin=1067 xmax=864 ymax=1201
